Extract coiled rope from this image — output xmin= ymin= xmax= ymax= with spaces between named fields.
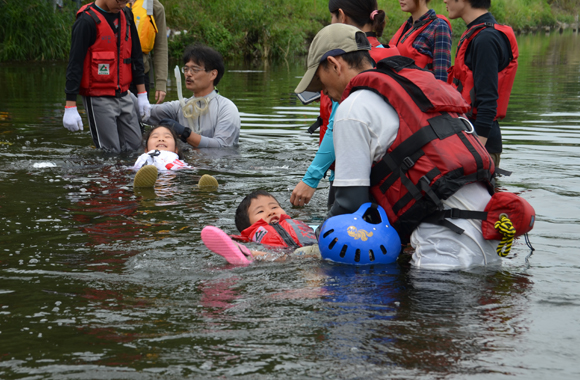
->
xmin=495 ymin=214 xmax=516 ymax=257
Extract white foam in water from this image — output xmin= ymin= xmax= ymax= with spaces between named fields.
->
xmin=33 ymin=162 xmax=57 ymax=168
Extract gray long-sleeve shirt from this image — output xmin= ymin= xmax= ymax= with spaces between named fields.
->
xmin=147 ymin=91 xmax=241 ymax=148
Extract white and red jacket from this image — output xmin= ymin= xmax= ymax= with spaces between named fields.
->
xmin=133 ymin=150 xmax=191 ymax=171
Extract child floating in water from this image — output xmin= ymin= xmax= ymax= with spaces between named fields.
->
xmin=133 ymin=124 xmax=218 ymax=188
xmin=202 ymin=190 xmax=320 ymax=265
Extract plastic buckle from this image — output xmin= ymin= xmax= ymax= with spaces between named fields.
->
xmin=402 ymin=156 xmax=415 ymax=171
xmin=448 ymin=208 xmax=460 ymax=219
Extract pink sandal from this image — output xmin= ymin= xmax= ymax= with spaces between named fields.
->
xmin=201 ymin=226 xmax=253 ymax=265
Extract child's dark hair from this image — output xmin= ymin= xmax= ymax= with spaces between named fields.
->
xmin=182 ymin=43 xmax=225 ymax=86
xmin=235 ymin=190 xmax=279 ymax=232
xmin=142 ymin=124 xmax=184 ymax=159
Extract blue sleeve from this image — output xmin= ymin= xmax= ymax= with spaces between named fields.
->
xmin=302 ymin=101 xmax=338 ymax=188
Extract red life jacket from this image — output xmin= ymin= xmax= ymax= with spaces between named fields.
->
xmin=342 ymin=56 xmax=495 ymax=243
xmin=447 ymin=22 xmax=518 ymax=120
xmin=389 ymin=14 xmax=451 ymax=70
xmin=319 ymin=93 xmax=333 ymax=145
xmin=318 ymin=43 xmax=399 ymax=166
xmin=231 ymin=214 xmax=317 ymax=249
xmin=77 ymin=3 xmax=133 ymax=97
xmin=366 ymin=36 xmax=401 ymax=63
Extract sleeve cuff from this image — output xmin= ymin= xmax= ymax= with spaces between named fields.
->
xmin=155 ymin=81 xmax=167 ymax=92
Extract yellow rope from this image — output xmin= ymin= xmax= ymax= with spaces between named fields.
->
xmin=495 ymin=215 xmax=516 ymax=257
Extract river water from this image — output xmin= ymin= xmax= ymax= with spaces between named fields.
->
xmin=0 ymin=31 xmax=579 ymax=379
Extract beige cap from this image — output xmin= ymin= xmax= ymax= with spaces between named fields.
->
xmin=295 ymin=24 xmax=371 ymax=94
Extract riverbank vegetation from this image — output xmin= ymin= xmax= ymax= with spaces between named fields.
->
xmin=1 ymin=0 xmax=579 ymax=62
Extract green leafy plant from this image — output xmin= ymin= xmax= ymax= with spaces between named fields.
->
xmin=0 ymin=0 xmax=74 ymax=61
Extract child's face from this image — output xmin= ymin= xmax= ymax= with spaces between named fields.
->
xmin=248 ymin=195 xmax=287 ymax=225
xmin=147 ymin=127 xmax=178 ymax=153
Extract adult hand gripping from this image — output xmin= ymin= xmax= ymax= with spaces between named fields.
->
xmin=63 ymin=106 xmax=83 ymax=132
xmin=159 ymin=118 xmax=191 ymax=143
xmin=290 ymin=180 xmax=316 ymax=207
xmin=137 ymin=92 xmax=152 ymax=121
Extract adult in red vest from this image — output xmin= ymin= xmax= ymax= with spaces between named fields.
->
xmin=63 ymin=0 xmax=151 ymax=153
xmin=445 ymin=0 xmax=518 ymax=168
xmin=295 ymin=23 xmax=501 ymax=270
xmin=390 ymin=0 xmax=452 ymax=81
xmin=291 ymin=0 xmax=399 ymax=208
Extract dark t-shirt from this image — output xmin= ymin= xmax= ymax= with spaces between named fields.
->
xmin=65 ymin=4 xmax=144 ymax=101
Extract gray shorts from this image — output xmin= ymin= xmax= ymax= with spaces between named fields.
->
xmin=82 ymin=93 xmax=142 ymax=153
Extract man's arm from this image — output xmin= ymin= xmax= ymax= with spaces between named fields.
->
xmin=469 ymin=31 xmax=504 ymax=142
xmin=147 ymin=100 xmax=180 ymax=125
xmin=126 ymin=8 xmax=145 ymax=88
xmin=431 ymin=19 xmax=452 ymax=82
xmin=327 ymin=186 xmax=370 ymax=218
xmin=65 ymin=15 xmax=96 ymax=105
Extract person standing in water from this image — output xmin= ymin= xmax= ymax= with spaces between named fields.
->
xmin=390 ymin=0 xmax=452 ymax=81
xmin=63 ymin=0 xmax=151 ymax=153
xmin=127 ymin=0 xmax=168 ymax=104
xmin=444 ymin=0 xmax=518 ymax=168
xmin=295 ymin=23 xmax=499 ymax=269
xmin=290 ymin=0 xmax=399 ymax=208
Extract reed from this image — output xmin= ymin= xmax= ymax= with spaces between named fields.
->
xmin=0 ymin=0 xmax=74 ymax=62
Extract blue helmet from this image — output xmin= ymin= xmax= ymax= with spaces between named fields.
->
xmin=319 ymin=203 xmax=401 ymax=265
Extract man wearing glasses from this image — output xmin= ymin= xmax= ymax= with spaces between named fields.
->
xmin=63 ymin=0 xmax=151 ymax=153
xmin=146 ymin=44 xmax=241 ymax=148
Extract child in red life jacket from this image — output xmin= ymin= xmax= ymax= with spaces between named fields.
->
xmin=201 ymin=190 xmax=320 ymax=265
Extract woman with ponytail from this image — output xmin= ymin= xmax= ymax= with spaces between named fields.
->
xmin=390 ymin=0 xmax=452 ymax=81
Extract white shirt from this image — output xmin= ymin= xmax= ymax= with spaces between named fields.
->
xmin=332 ymin=89 xmax=500 ymax=270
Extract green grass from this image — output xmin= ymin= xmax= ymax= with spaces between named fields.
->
xmin=0 ymin=0 xmax=74 ymax=61
xmin=0 ymin=0 xmax=579 ymax=62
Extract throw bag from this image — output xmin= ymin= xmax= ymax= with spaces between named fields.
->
xmin=482 ymin=192 xmax=535 ymax=240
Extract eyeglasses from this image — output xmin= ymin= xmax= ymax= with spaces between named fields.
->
xmin=181 ymin=66 xmax=207 ymax=75
xmin=116 ymin=0 xmax=131 ymax=5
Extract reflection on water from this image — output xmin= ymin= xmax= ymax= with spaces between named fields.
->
xmin=0 ymin=32 xmax=579 ymax=378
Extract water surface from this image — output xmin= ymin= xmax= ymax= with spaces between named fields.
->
xmin=0 ymin=31 xmax=579 ymax=379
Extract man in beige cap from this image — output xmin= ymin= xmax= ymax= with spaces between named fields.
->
xmin=297 ymin=23 xmax=502 ymax=270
